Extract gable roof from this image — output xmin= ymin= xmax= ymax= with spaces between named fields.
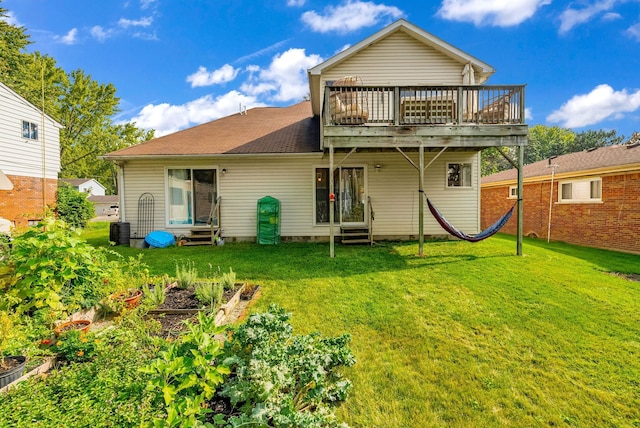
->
xmin=103 ymin=102 xmax=320 ymax=159
xmin=482 ymin=143 xmax=640 ymax=185
xmin=307 ymin=19 xmax=495 ymax=115
xmin=0 ymin=81 xmax=63 ymax=129
xmin=61 ymin=178 xmax=105 ymax=188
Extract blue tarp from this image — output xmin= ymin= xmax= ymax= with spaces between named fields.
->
xmin=145 ymin=230 xmax=176 ymax=248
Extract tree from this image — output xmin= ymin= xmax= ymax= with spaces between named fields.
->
xmin=0 ymin=3 xmax=154 ymax=194
xmin=56 ymin=184 xmax=94 ymax=228
xmin=569 ymin=129 xmax=624 ymax=152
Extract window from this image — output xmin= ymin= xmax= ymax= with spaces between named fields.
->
xmin=447 ymin=163 xmax=471 ymax=187
xmin=22 ymin=120 xmax=38 ymax=140
xmin=558 ymin=178 xmax=602 ymax=203
xmin=167 ymin=168 xmax=217 ymax=225
xmin=508 ymin=186 xmax=518 ymax=199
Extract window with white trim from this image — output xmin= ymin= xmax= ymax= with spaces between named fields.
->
xmin=447 ymin=163 xmax=472 ymax=188
xmin=22 ymin=120 xmax=38 ymax=140
xmin=508 ymin=186 xmax=517 ymax=199
xmin=558 ymin=178 xmax=602 ymax=203
xmin=167 ymin=168 xmax=217 ymax=225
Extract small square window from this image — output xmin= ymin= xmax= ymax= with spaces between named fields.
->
xmin=447 ymin=163 xmax=472 ymax=187
xmin=22 ymin=120 xmax=38 ymax=140
xmin=508 ymin=186 xmax=517 ymax=199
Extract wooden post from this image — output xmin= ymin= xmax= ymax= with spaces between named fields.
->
xmin=329 ymin=144 xmax=335 ymax=258
xmin=419 ymin=145 xmax=425 ymax=257
xmin=517 ymin=144 xmax=524 ymax=255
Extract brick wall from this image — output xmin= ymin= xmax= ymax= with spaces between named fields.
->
xmin=0 ymin=175 xmax=58 ymax=229
xmin=481 ymin=172 xmax=640 ymax=254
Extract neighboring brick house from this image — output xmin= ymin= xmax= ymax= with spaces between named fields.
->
xmin=0 ymin=81 xmax=63 ymax=230
xmin=481 ymin=137 xmax=640 ymax=254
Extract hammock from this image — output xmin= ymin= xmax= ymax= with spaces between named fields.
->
xmin=427 ymin=198 xmax=515 ymax=243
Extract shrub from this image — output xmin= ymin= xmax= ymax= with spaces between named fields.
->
xmin=175 ymin=261 xmax=198 ymax=289
xmin=56 ymin=183 xmax=95 ymax=228
xmin=53 ymin=329 xmax=100 ymax=363
xmin=0 ymin=218 xmax=112 ymax=318
xmin=218 ymin=305 xmax=355 ymax=427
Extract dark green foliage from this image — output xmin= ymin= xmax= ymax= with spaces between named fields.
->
xmin=56 ymin=183 xmax=95 ymax=228
xmin=219 ymin=305 xmax=355 ymax=427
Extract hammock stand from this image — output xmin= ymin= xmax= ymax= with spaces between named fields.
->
xmin=427 ymin=198 xmax=515 ymax=243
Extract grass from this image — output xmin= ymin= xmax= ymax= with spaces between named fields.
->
xmin=86 ymin=222 xmax=640 ymax=427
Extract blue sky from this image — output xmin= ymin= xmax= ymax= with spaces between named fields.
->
xmin=3 ymin=0 xmax=640 ymax=139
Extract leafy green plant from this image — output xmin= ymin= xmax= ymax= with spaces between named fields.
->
xmin=194 ymin=281 xmax=223 ymax=309
xmin=175 ymin=261 xmax=198 ymax=289
xmin=142 ymin=282 xmax=167 ymax=307
xmin=219 ymin=267 xmax=236 ymax=290
xmin=0 ymin=218 xmax=112 ymax=318
xmin=219 ymin=304 xmax=355 ymax=427
xmin=53 ymin=329 xmax=101 ymax=363
xmin=140 ymin=311 xmax=230 ymax=427
xmin=56 ymin=183 xmax=95 ymax=229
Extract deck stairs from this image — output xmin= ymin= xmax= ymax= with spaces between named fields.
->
xmin=340 ymin=225 xmax=372 ymax=245
xmin=340 ymin=197 xmax=375 ymax=245
xmin=182 ymin=196 xmax=222 ymax=246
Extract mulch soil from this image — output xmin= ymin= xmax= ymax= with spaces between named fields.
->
xmin=149 ymin=285 xmax=243 ymax=338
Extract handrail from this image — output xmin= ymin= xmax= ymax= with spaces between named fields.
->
xmin=324 ymin=85 xmax=525 ymax=126
xmin=368 ymin=196 xmax=374 ymax=245
xmin=209 ymin=196 xmax=221 ymax=246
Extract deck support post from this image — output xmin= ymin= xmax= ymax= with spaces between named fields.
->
xmin=329 ymin=144 xmax=335 ymax=258
xmin=418 ymin=145 xmax=425 ymax=257
xmin=517 ymin=144 xmax=524 ymax=256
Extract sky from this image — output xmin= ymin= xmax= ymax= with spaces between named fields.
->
xmin=3 ymin=0 xmax=640 ymax=139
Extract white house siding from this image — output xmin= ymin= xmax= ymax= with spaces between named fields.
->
xmin=323 ymin=31 xmax=464 ymax=87
xmin=120 ymin=150 xmax=480 ymax=241
xmin=0 ymin=83 xmax=62 ymax=180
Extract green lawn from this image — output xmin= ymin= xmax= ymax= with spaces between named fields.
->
xmin=87 ymin=223 xmax=640 ymax=427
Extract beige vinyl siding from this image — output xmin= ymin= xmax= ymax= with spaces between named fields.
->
xmin=324 ymin=31 xmax=464 ymax=87
xmin=120 ymin=151 xmax=479 ymax=240
xmin=0 ymin=84 xmax=61 ymax=179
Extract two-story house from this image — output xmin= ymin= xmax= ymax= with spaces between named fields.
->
xmin=103 ymin=19 xmax=527 ymax=255
xmin=0 ymin=81 xmax=63 ymax=231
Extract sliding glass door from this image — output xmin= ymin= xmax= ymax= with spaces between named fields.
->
xmin=168 ymin=168 xmax=217 ymax=226
xmin=315 ymin=166 xmax=366 ymax=225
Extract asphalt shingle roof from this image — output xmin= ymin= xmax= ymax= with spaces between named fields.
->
xmin=105 ymin=101 xmax=320 ymax=158
xmin=482 ymin=143 xmax=640 ymax=184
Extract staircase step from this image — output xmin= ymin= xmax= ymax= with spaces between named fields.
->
xmin=341 ymin=238 xmax=371 ymax=245
xmin=182 ymin=240 xmax=213 ymax=246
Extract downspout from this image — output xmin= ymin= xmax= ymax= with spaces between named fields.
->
xmin=41 ymin=64 xmax=47 ymax=212
xmin=329 ymin=144 xmax=335 ymax=258
xmin=546 ymin=161 xmax=559 ymax=243
xmin=418 ymin=145 xmax=424 ymax=257
xmin=517 ymin=145 xmax=524 ymax=255
xmin=117 ymin=161 xmax=126 ymax=221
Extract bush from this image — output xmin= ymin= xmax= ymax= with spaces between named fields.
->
xmin=56 ymin=183 xmax=95 ymax=228
xmin=0 ymin=218 xmax=114 ymax=318
xmin=218 ymin=305 xmax=355 ymax=427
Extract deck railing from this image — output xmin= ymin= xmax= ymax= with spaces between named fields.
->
xmin=324 ymin=85 xmax=525 ymax=126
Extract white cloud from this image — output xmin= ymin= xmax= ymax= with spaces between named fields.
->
xmin=54 ymin=28 xmax=78 ymax=45
xmin=140 ymin=0 xmax=156 ymax=10
xmin=525 ymin=108 xmax=533 ymax=121
xmin=547 ymin=84 xmax=640 ymax=128
xmin=558 ymin=0 xmax=618 ymax=34
xmin=437 ymin=0 xmax=550 ymax=27
xmin=90 ymin=25 xmax=113 ymax=42
xmin=241 ymin=48 xmax=323 ymax=102
xmin=1 ymin=11 xmax=21 ymax=26
xmin=626 ymin=22 xmax=640 ymax=41
xmin=130 ymin=91 xmax=264 ymax=136
xmin=287 ymin=0 xmax=306 ymax=6
xmin=301 ymin=1 xmax=404 ymax=34
xmin=187 ymin=65 xmax=240 ymax=88
xmin=118 ymin=16 xmax=153 ymax=28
